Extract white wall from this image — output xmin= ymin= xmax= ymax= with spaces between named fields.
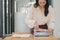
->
xmin=15 ymin=0 xmax=30 ymax=32
xmin=53 ymin=0 xmax=60 ymax=38
xmin=15 ymin=12 xmax=30 ymax=32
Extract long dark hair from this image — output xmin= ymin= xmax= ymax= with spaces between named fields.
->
xmin=34 ymin=0 xmax=49 ymax=17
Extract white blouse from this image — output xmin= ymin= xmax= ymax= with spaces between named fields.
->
xmin=25 ymin=5 xmax=55 ymax=29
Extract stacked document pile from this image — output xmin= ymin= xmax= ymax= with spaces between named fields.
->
xmin=34 ymin=30 xmax=50 ymax=37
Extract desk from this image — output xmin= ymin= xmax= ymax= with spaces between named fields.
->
xmin=4 ymin=32 xmax=58 ymax=40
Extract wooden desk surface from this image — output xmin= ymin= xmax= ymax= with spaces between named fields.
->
xmin=4 ymin=32 xmax=58 ymax=40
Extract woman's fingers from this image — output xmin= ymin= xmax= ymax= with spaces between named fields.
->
xmin=34 ymin=26 xmax=39 ymax=30
xmin=47 ymin=28 xmax=53 ymax=33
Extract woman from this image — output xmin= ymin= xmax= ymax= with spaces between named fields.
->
xmin=25 ymin=0 xmax=55 ymax=34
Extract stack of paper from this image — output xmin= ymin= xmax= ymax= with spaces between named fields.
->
xmin=34 ymin=30 xmax=50 ymax=37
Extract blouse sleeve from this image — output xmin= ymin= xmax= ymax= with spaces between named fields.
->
xmin=25 ymin=6 xmax=35 ymax=28
xmin=47 ymin=6 xmax=55 ymax=29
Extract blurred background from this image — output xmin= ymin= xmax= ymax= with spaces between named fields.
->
xmin=0 ymin=0 xmax=60 ymax=38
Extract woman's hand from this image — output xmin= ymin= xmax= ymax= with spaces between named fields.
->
xmin=47 ymin=28 xmax=53 ymax=34
xmin=34 ymin=22 xmax=39 ymax=30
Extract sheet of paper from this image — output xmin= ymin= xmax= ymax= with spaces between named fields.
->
xmin=12 ymin=34 xmax=32 ymax=37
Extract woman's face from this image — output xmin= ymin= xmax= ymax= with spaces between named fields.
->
xmin=38 ymin=0 xmax=46 ymax=7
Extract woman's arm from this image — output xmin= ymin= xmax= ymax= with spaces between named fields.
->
xmin=25 ymin=6 xmax=38 ymax=28
xmin=47 ymin=6 xmax=55 ymax=33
